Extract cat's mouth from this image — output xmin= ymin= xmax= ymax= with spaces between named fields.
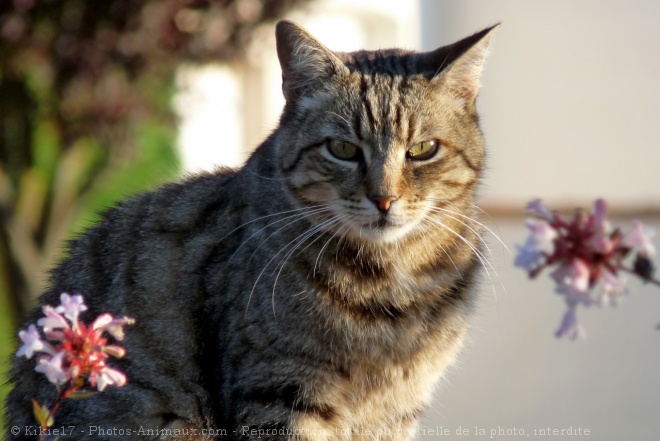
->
xmin=351 ymin=216 xmax=414 ymax=243
xmin=363 ymin=217 xmax=397 ymax=230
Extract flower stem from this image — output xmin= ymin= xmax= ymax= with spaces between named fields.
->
xmin=42 ymin=384 xmax=74 ymax=432
xmin=620 ymin=266 xmax=660 ymax=288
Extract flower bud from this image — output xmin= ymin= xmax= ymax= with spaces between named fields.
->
xmin=633 ymin=252 xmax=655 ymax=282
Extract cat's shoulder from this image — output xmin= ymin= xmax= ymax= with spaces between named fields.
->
xmin=102 ymin=166 xmax=238 ymax=234
xmin=47 ymin=167 xmax=238 ymax=304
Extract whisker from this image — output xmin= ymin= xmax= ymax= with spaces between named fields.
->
xmin=271 ymin=216 xmax=346 ymax=318
xmin=417 ymin=218 xmax=462 ymax=277
xmin=297 ymin=214 xmax=349 ymax=258
xmin=216 ymin=206 xmax=320 ymax=247
xmin=237 ymin=207 xmax=330 ymax=263
xmin=245 ymin=214 xmax=341 ymax=319
xmin=428 ymin=207 xmax=495 ymax=258
xmin=314 ymin=219 xmax=352 ymax=277
xmin=434 ymin=200 xmax=512 ymax=255
xmin=245 ymin=168 xmax=287 ymax=181
xmin=424 ymin=216 xmax=496 ymax=286
xmin=292 ymin=290 xmax=308 ymax=298
xmin=426 ymin=215 xmax=507 ymax=298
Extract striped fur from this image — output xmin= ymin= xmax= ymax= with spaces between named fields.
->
xmin=6 ymin=21 xmax=497 ymax=441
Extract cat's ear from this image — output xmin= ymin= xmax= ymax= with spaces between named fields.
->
xmin=426 ymin=24 xmax=499 ymax=103
xmin=276 ymin=20 xmax=347 ymax=102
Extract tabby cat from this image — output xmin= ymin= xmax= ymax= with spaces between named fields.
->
xmin=6 ymin=20 xmax=497 ymax=440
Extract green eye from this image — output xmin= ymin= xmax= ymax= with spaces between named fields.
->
xmin=407 ymin=140 xmax=440 ymax=161
xmin=327 ymin=140 xmax=360 ymax=161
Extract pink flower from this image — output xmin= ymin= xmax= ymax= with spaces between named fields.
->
xmin=551 ymin=259 xmax=591 ymax=302
xmin=517 ymin=198 xmax=659 ymax=339
xmin=526 ymin=219 xmax=558 ymax=248
xmin=103 ymin=345 xmax=126 ymax=358
xmin=591 ymin=199 xmax=610 ymax=233
xmin=514 ymin=244 xmax=543 ymax=272
xmin=94 ymin=366 xmax=127 ymax=391
xmin=622 ymin=220 xmax=656 ymax=256
xmin=54 ymin=293 xmax=87 ymax=329
xmin=92 ymin=313 xmax=113 ymax=330
xmin=34 ymin=352 xmax=69 ymax=386
xmin=526 ymin=199 xmax=554 ymax=221
xmin=597 ymin=270 xmax=628 ymax=306
xmin=585 ymin=234 xmax=615 ymax=254
xmin=555 ymin=306 xmax=585 ymax=340
xmin=17 ymin=294 xmax=136 ymax=429
xmin=37 ymin=306 xmax=69 ymax=334
xmin=17 ymin=294 xmax=134 ymax=390
xmin=515 ymin=219 xmax=558 ymax=271
xmin=16 ymin=325 xmax=55 ymax=359
xmin=94 ymin=315 xmax=135 ymax=341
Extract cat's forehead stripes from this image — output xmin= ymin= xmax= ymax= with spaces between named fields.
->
xmin=339 ymin=50 xmax=418 ymax=77
xmin=352 ymin=73 xmax=416 ymax=155
xmin=337 ymin=50 xmax=426 ymax=152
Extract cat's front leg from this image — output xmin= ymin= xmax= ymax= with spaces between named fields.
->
xmin=232 ymin=404 xmax=421 ymax=441
xmin=231 ymin=404 xmax=332 ymax=441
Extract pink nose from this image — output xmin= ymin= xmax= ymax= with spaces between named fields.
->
xmin=370 ymin=196 xmax=397 ymax=213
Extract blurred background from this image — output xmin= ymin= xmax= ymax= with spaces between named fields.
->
xmin=1 ymin=0 xmax=659 ymax=439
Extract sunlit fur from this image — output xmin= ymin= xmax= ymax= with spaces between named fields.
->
xmin=6 ymin=21 xmax=497 ymax=441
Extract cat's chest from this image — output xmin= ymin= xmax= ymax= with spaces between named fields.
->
xmin=290 ymin=325 xmax=465 ymax=440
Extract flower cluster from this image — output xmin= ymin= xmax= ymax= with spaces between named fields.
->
xmin=16 ymin=293 xmax=134 ymax=428
xmin=515 ymin=199 xmax=656 ymax=340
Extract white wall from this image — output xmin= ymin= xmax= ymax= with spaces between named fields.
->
xmin=421 ymin=0 xmax=660 ymax=211
xmin=174 ymin=65 xmax=246 ymax=169
xmin=176 ymin=0 xmax=421 ymax=173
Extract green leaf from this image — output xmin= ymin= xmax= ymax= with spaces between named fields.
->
xmin=45 ymin=407 xmax=55 ymax=427
xmin=69 ymin=118 xmax=179 ymax=238
xmin=32 ymin=119 xmax=61 ymax=178
xmin=31 ymin=399 xmax=47 ymax=427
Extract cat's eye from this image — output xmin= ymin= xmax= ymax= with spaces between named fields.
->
xmin=407 ymin=140 xmax=440 ymax=161
xmin=327 ymin=140 xmax=361 ymax=161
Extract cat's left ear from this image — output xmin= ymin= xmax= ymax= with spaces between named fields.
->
xmin=276 ymin=20 xmax=348 ymax=102
xmin=427 ymin=24 xmax=500 ymax=103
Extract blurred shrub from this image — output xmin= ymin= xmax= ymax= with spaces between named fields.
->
xmin=0 ymin=0 xmax=311 ymax=322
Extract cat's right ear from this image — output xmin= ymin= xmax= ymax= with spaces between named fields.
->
xmin=276 ymin=20 xmax=347 ymax=102
xmin=424 ymin=24 xmax=499 ymax=105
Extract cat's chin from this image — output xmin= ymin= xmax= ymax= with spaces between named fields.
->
xmin=344 ymin=219 xmax=416 ymax=244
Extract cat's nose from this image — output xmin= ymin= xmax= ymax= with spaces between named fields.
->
xmin=370 ymin=196 xmax=398 ymax=214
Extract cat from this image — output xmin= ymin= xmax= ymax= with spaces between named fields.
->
xmin=6 ymin=20 xmax=497 ymax=441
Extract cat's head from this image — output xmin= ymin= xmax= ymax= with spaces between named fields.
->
xmin=274 ymin=20 xmax=497 ymax=244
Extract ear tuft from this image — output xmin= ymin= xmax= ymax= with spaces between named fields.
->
xmin=275 ymin=20 xmax=346 ymax=102
xmin=429 ymin=24 xmax=499 ymax=102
